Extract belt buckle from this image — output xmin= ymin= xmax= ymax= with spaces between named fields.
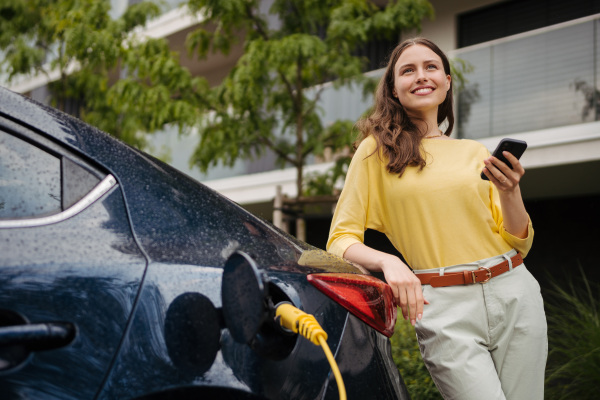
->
xmin=472 ymin=266 xmax=492 ymax=284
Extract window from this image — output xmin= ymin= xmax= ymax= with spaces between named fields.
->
xmin=357 ymin=36 xmax=400 ymax=72
xmin=0 ymin=129 xmax=101 ymax=220
xmin=458 ymin=0 xmax=600 ymax=48
xmin=0 ymin=130 xmax=61 ymax=219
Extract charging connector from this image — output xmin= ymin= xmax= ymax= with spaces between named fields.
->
xmin=275 ymin=302 xmax=346 ymax=400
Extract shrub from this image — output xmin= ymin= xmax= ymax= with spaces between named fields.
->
xmin=390 ymin=319 xmax=443 ymax=400
xmin=544 ymin=267 xmax=600 ymax=400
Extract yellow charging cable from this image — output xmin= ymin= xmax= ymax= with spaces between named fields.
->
xmin=275 ymin=303 xmax=347 ymax=400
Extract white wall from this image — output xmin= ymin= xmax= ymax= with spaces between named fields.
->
xmin=420 ymin=0 xmax=499 ymax=51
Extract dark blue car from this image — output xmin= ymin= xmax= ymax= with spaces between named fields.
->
xmin=0 ymin=87 xmax=408 ymax=400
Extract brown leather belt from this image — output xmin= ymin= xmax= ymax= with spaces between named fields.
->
xmin=416 ymin=253 xmax=523 ymax=288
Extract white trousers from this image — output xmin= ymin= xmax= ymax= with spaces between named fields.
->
xmin=414 ymin=249 xmax=548 ymax=400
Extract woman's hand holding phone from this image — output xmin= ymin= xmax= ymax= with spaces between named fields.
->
xmin=482 ymin=138 xmax=530 ymax=238
xmin=481 ymin=138 xmax=527 ymax=192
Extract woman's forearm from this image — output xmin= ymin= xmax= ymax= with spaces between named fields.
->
xmin=498 ymin=186 xmax=529 ymax=239
xmin=343 ymin=242 xmax=400 ymax=272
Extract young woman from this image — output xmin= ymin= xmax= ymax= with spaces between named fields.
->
xmin=327 ymin=38 xmax=547 ymax=400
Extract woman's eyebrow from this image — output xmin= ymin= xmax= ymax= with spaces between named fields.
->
xmin=397 ymin=59 xmax=441 ymax=70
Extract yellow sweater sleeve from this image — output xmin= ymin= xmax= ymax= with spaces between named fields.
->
xmin=327 ymin=137 xmax=382 ymax=258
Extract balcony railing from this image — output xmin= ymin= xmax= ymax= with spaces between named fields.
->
xmin=450 ymin=14 xmax=600 ymax=139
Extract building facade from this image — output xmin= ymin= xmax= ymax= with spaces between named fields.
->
xmin=7 ymin=0 xmax=600 ymax=282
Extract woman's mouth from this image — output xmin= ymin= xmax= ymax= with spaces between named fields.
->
xmin=412 ymin=87 xmax=434 ymax=95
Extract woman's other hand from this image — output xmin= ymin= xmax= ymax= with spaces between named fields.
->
xmin=381 ymin=256 xmax=428 ymax=326
xmin=344 ymin=243 xmax=427 ymax=326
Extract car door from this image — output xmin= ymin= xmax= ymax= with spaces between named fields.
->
xmin=0 ymin=117 xmax=147 ymax=399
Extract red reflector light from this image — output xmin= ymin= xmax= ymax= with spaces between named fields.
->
xmin=307 ymin=273 xmax=397 ymax=337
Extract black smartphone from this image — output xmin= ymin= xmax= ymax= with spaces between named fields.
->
xmin=481 ymin=138 xmax=527 ymax=180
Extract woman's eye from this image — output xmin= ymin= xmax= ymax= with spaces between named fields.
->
xmin=402 ymin=68 xmax=414 ymax=74
xmin=427 ymin=64 xmax=438 ymax=70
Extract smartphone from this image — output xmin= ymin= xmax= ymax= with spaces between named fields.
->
xmin=481 ymin=138 xmax=527 ymax=180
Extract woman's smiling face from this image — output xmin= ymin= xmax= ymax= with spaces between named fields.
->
xmin=393 ymin=44 xmax=451 ymax=118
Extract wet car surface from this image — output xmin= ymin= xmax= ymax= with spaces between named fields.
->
xmin=0 ymin=87 xmax=409 ymax=400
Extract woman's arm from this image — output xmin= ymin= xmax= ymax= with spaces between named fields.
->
xmin=482 ymin=151 xmax=529 ymax=238
xmin=344 ymin=242 xmax=426 ymax=326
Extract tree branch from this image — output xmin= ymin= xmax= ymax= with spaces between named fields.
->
xmin=302 ymin=143 xmax=315 ymax=158
xmin=257 ymin=135 xmax=296 ymax=165
xmin=245 ymin=2 xmax=269 ymax=41
xmin=243 ymin=3 xmax=298 ymax=104
xmin=302 ymin=85 xmax=325 ymax=119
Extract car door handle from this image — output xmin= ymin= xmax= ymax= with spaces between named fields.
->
xmin=0 ymin=322 xmax=76 ymax=351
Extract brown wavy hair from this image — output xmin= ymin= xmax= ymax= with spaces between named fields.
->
xmin=355 ymin=37 xmax=454 ymax=176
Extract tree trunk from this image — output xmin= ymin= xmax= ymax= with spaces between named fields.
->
xmin=273 ymin=185 xmax=286 ymax=232
xmin=295 ymin=59 xmax=306 ymax=242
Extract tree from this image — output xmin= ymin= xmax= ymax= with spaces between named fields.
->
xmin=0 ymin=0 xmax=205 ymax=148
xmin=1 ymin=0 xmax=435 ymax=239
xmin=183 ymin=0 xmax=434 ymax=237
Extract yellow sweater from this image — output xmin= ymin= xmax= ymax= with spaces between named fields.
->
xmin=327 ymin=135 xmax=533 ymax=270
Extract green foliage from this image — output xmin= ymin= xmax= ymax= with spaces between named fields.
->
xmin=572 ymin=78 xmax=600 ymax=120
xmin=544 ymin=266 xmax=600 ymax=400
xmin=304 ymin=155 xmax=351 ymax=197
xmin=390 ymin=319 xmax=443 ymax=400
xmin=449 ymin=57 xmax=473 ymax=94
xmin=1 ymin=0 xmax=435 ymax=197
xmin=185 ymin=0 xmax=434 ymax=195
xmin=0 ymin=0 xmax=205 ymax=147
xmin=303 ymin=119 xmax=355 ymax=196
